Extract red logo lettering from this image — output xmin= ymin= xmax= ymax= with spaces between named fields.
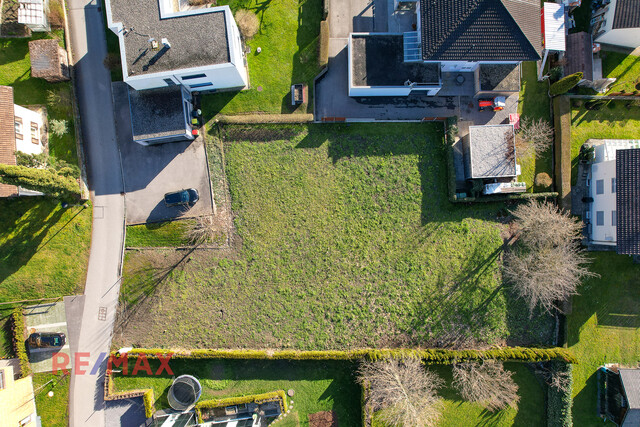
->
xmin=132 ymin=355 xmax=152 ymax=376
xmin=52 ymin=352 xmax=70 ymax=375
xmin=108 ymin=353 xmax=128 ymax=375
xmin=74 ymin=352 xmax=90 ymax=375
xmin=155 ymin=354 xmax=173 ymax=376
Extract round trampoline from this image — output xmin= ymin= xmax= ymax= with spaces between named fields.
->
xmin=168 ymin=375 xmax=202 ymax=411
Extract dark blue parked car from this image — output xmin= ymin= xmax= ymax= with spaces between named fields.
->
xmin=164 ymin=189 xmax=199 ymax=207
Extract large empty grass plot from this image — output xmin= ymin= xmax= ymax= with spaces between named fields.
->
xmin=116 ymin=124 xmax=553 ymax=350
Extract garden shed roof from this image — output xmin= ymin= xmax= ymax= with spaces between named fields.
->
xmin=29 ymin=39 xmax=70 ymax=82
xmin=467 ymin=124 xmax=517 ymax=179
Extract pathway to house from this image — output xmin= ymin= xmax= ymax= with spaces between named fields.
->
xmin=67 ymin=0 xmax=126 ymax=426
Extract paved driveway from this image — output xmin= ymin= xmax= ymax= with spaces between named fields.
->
xmin=112 ymin=82 xmax=215 ymax=225
xmin=24 ymin=302 xmax=70 ymax=373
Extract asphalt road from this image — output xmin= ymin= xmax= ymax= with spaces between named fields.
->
xmin=66 ymin=0 xmax=126 ymax=426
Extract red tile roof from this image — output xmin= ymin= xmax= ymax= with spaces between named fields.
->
xmin=0 ymin=86 xmax=18 ymax=198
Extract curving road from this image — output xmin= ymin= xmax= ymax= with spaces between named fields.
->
xmin=66 ymin=0 xmax=125 ymax=426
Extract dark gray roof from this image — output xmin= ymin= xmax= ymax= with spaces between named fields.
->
xmin=351 ymin=35 xmax=440 ymax=87
xmin=467 ymin=124 xmax=516 ymax=178
xmin=565 ymin=32 xmax=593 ymax=81
xmin=613 ymin=0 xmax=640 ymax=29
xmin=616 ymin=149 xmax=640 ymax=255
xmin=128 ymin=86 xmax=187 ymax=141
xmin=419 ymin=0 xmax=541 ymax=62
xmin=479 ymin=63 xmax=520 ymax=91
xmin=109 ymin=0 xmax=230 ymax=77
xmin=620 ymin=369 xmax=640 ymax=409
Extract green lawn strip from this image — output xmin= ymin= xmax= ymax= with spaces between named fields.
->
xmin=33 ymin=372 xmax=70 ymax=427
xmin=518 ymin=61 xmax=553 ymax=193
xmin=118 ymin=123 xmax=554 ymax=350
xmin=0 ymin=33 xmax=79 ymax=169
xmin=112 ymin=359 xmax=361 ymax=425
xmin=202 ymin=0 xmax=322 ymax=116
xmin=602 ymin=52 xmax=640 ymax=94
xmin=570 ymin=104 xmax=640 ymax=184
xmin=126 ymin=220 xmax=195 ymax=247
xmin=568 ymin=252 xmax=640 ymax=426
xmin=0 ymin=198 xmax=92 ymax=303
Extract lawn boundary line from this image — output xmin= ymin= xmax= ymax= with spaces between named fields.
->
xmin=103 ymin=372 xmax=155 ymax=418
xmin=214 ymin=114 xmax=314 ymax=124
xmin=114 ymin=347 xmax=577 ymax=364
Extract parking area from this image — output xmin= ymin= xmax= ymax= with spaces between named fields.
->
xmin=112 ymin=82 xmax=215 ymax=225
xmin=24 ymin=302 xmax=71 ymax=373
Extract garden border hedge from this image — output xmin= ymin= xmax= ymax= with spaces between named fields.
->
xmin=103 ymin=369 xmax=155 ymax=418
xmin=11 ymin=308 xmax=31 ymax=378
xmin=195 ymin=390 xmax=287 ymax=423
xmin=117 ymin=347 xmax=577 ymax=364
xmin=546 ymin=362 xmax=573 ymax=427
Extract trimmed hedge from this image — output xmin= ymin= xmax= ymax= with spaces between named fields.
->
xmin=319 ymin=20 xmax=329 ymax=67
xmin=196 ymin=390 xmax=287 ymax=423
xmin=0 ymin=164 xmax=81 ymax=200
xmin=550 ymin=72 xmax=583 ymax=96
xmin=11 ymin=308 xmax=31 ymax=378
xmin=547 ymin=362 xmax=573 ymax=427
xmin=119 ymin=347 xmax=577 ymax=364
xmin=216 ymin=114 xmax=314 ymax=124
xmin=142 ymin=389 xmax=155 ymax=419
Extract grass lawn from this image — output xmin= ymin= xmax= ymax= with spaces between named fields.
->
xmin=518 ymin=62 xmax=553 ymax=192
xmin=116 ymin=124 xmax=553 ymax=350
xmin=372 ymin=363 xmax=544 ymax=426
xmin=126 ymin=220 xmax=195 ymax=247
xmin=570 ymin=103 xmax=640 ymax=183
xmin=33 ymin=372 xmax=70 ymax=427
xmin=602 ymin=52 xmax=640 ymax=94
xmin=0 ymin=32 xmax=80 ymax=168
xmin=113 ymin=359 xmax=361 ymax=425
xmin=0 ymin=198 xmax=92 ymax=303
xmin=202 ymin=0 xmax=322 ymax=116
xmin=567 ymin=252 xmax=640 ymax=426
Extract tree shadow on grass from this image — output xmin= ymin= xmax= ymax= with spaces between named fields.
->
xmin=0 ymin=198 xmax=66 ymax=296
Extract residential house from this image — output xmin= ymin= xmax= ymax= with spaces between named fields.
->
xmin=585 ymin=140 xmax=640 ymax=254
xmin=0 ymin=85 xmax=46 ymax=197
xmin=104 ymin=0 xmax=247 ymax=93
xmin=462 ymin=124 xmax=526 ymax=195
xmin=348 ymin=0 xmax=542 ymax=97
xmin=17 ymin=0 xmax=49 ymax=32
xmin=104 ymin=0 xmax=247 ymax=145
xmin=29 ymin=39 xmax=70 ymax=82
xmin=590 ymin=0 xmax=640 ymax=50
xmin=0 ymin=359 xmax=38 ymax=426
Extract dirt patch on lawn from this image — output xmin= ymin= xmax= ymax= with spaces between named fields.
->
xmin=309 ymin=410 xmax=338 ymax=427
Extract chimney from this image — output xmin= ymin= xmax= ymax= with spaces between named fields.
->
xmin=162 ymin=38 xmax=171 ymax=49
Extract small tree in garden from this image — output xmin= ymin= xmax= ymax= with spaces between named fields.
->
xmin=549 ymin=72 xmax=583 ymax=96
xmin=516 ymin=117 xmax=553 ymax=157
xmin=452 ymin=360 xmax=520 ymax=412
xmin=50 ymin=119 xmax=68 ymax=137
xmin=503 ymin=200 xmax=597 ymax=313
xmin=358 ymin=358 xmax=443 ymax=427
xmin=235 ymin=10 xmax=259 ymax=39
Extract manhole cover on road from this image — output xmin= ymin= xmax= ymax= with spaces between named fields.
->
xmin=98 ymin=307 xmax=107 ymax=321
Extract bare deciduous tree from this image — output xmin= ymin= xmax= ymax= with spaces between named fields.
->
xmin=516 ymin=117 xmax=553 ymax=157
xmin=504 ymin=200 xmax=597 ymax=313
xmin=452 ymin=360 xmax=519 ymax=412
xmin=183 ymin=215 xmax=224 ymax=246
xmin=358 ymin=358 xmax=443 ymax=427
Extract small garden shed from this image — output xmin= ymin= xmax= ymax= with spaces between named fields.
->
xmin=28 ymin=39 xmax=69 ymax=82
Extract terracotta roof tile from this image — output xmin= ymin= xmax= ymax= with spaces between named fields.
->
xmin=0 ymin=86 xmax=17 ymax=198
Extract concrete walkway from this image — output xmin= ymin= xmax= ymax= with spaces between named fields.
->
xmin=67 ymin=0 xmax=126 ymax=426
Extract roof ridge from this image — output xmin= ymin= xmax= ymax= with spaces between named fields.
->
xmin=500 ymin=0 xmax=541 ymax=58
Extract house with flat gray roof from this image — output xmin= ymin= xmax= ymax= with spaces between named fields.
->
xmin=463 ymin=124 xmax=517 ymax=180
xmin=105 ymin=0 xmax=248 ymax=93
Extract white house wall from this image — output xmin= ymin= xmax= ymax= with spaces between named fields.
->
xmin=588 ymin=160 xmax=618 ymax=246
xmin=595 ymin=28 xmax=640 ymax=49
xmin=126 ymin=62 xmax=247 ymax=92
xmin=14 ymin=105 xmax=44 ymax=156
